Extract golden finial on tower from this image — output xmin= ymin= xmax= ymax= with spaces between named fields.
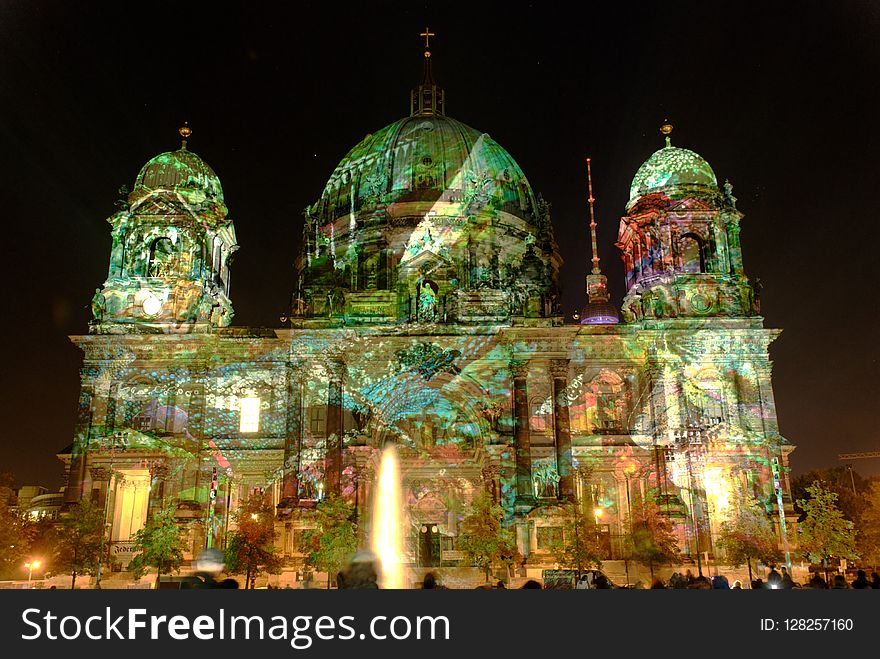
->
xmin=179 ymin=122 xmax=192 ymax=149
xmin=660 ymin=120 xmax=673 ymax=147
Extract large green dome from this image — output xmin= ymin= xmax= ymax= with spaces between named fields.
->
xmin=298 ymin=110 xmax=561 ymax=325
xmin=132 ymin=148 xmax=224 ymax=205
xmin=312 ymin=114 xmax=539 ymax=222
xmin=628 ymin=145 xmax=717 ymax=207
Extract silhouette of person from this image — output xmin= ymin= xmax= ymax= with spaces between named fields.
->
xmin=851 ymin=569 xmax=870 ymax=589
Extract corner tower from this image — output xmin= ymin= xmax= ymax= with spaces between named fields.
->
xmin=90 ymin=126 xmax=237 ymax=333
xmin=616 ymin=123 xmax=757 ymax=322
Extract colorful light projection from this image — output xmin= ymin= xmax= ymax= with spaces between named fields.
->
xmin=64 ymin=43 xmax=794 ymax=576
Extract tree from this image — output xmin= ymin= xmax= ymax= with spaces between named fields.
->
xmin=627 ymin=495 xmax=679 ymax=579
xmin=457 ymin=491 xmax=520 ymax=582
xmin=225 ymin=495 xmax=284 ymax=589
xmin=855 ymin=480 xmax=880 ymax=567
xmin=797 ymin=481 xmax=858 ymax=575
xmin=302 ymin=494 xmax=357 ymax=588
xmin=128 ymin=507 xmax=188 ymax=587
xmin=55 ymin=500 xmax=104 ymax=589
xmin=718 ymin=493 xmax=783 ymax=583
xmin=0 ymin=500 xmax=30 ymax=580
xmin=791 ymin=468 xmax=868 ymax=525
xmin=547 ymin=503 xmax=602 ymax=572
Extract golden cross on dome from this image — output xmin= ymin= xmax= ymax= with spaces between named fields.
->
xmin=420 ymin=27 xmax=435 ymax=50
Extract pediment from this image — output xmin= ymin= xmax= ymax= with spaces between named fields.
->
xmin=668 ymin=198 xmax=714 ymax=212
xmin=398 ymin=249 xmax=451 ymax=276
xmin=131 ymin=197 xmax=190 ymax=217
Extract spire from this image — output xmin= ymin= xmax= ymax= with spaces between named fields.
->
xmin=410 ymin=27 xmax=445 ymax=116
xmin=179 ymin=122 xmax=192 ymax=150
xmin=586 ymin=157 xmax=601 ymax=275
xmin=583 ymin=157 xmax=612 ymax=311
xmin=661 ymin=119 xmax=673 ymax=148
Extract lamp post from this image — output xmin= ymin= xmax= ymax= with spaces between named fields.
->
xmin=24 ymin=560 xmax=41 ymax=588
xmin=593 ymin=507 xmax=603 ymax=549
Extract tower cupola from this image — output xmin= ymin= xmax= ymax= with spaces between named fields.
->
xmin=90 ymin=125 xmax=238 ymax=332
xmin=616 ymin=123 xmax=758 ymax=322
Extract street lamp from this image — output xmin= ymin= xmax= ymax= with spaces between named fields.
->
xmin=24 ymin=560 xmax=41 ymax=588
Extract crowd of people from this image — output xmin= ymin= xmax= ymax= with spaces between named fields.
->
xmin=184 ymin=549 xmax=880 ymax=589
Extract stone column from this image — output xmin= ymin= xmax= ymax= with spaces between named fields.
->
xmin=511 ymin=360 xmax=533 ymax=504
xmin=65 ymin=384 xmax=95 ymax=503
xmin=482 ymin=465 xmax=501 ymax=505
xmin=280 ymin=362 xmax=304 ymax=506
xmin=324 ymin=359 xmax=345 ymax=496
xmin=551 ymin=359 xmax=574 ymax=500
xmin=147 ymin=461 xmax=169 ymax=517
xmin=646 ymin=363 xmax=672 ymax=442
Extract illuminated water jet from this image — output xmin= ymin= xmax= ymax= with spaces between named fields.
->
xmin=371 ymin=444 xmax=406 ymax=589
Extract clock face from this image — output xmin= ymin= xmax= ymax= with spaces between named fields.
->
xmin=142 ymin=296 xmax=162 ymax=316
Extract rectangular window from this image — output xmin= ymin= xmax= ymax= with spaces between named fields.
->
xmin=310 ymin=406 xmax=326 ymax=435
xmin=240 ymin=397 xmax=261 ymax=433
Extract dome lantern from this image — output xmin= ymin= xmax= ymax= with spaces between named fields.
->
xmin=410 ymin=27 xmax=445 ymax=117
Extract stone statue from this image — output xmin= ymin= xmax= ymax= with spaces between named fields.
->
xmin=621 ymin=295 xmax=640 ymax=323
xmin=418 ymin=282 xmax=438 ymax=322
xmin=641 ymin=290 xmax=656 ymax=319
xmin=91 ymin=288 xmax=106 ymax=321
xmin=723 ymin=179 xmax=737 ymax=206
xmin=197 ymin=293 xmax=214 ymax=322
xmin=751 ymin=278 xmax=763 ymax=315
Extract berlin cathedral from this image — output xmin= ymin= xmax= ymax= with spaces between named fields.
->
xmin=60 ymin=37 xmax=797 ymax=583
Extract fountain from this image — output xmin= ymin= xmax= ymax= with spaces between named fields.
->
xmin=371 ymin=443 xmax=407 ymax=588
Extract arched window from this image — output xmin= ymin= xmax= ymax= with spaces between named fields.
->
xmin=148 ymin=237 xmax=175 ymax=278
xmin=679 ymin=233 xmax=705 ymax=274
xmin=587 ymin=371 xmax=626 ymax=433
xmin=119 ymin=381 xmax=169 ymax=433
xmin=686 ymin=381 xmax=725 ymax=426
xmin=529 ymin=395 xmax=551 ymax=433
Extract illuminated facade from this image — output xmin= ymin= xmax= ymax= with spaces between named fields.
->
xmin=61 ymin=44 xmax=795 ymax=579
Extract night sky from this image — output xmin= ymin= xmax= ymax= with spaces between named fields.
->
xmin=1 ymin=1 xmax=878 ymax=488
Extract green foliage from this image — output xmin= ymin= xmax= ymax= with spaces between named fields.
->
xmin=457 ymin=491 xmax=520 ymax=581
xmin=856 ymin=481 xmax=880 ymax=566
xmin=55 ymin=500 xmax=104 ymax=588
xmin=547 ymin=503 xmax=603 ymax=572
xmin=302 ymin=495 xmax=357 ymax=582
xmin=796 ymin=481 xmax=858 ymax=565
xmin=627 ymin=495 xmax=679 ymax=575
xmin=224 ymin=495 xmax=284 ymax=588
xmin=0 ymin=500 xmax=30 ymax=580
xmin=791 ymin=468 xmax=868 ymax=524
xmin=128 ymin=507 xmax=188 ymax=585
xmin=718 ymin=493 xmax=783 ymax=568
